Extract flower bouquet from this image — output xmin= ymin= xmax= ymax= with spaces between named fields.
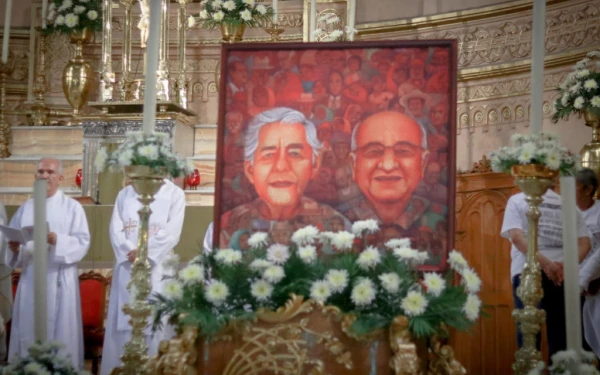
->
xmin=45 ymin=0 xmax=102 ymax=35
xmin=552 ymin=50 xmax=600 ymax=122
xmin=489 ymin=132 xmax=578 ymax=176
xmin=528 ymin=350 xmax=600 ymax=375
xmin=1 ymin=341 xmax=89 ymax=375
xmin=151 ymin=220 xmax=482 ymax=340
xmin=312 ymin=13 xmax=357 ymax=42
xmin=95 ymin=131 xmax=194 ymax=178
xmin=188 ymin=0 xmax=273 ymax=29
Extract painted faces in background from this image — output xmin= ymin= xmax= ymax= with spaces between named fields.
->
xmin=230 ymin=61 xmax=248 ymax=88
xmin=329 ymin=71 xmax=344 ymax=96
xmin=244 ymin=121 xmax=321 ymax=208
xmin=225 ymin=111 xmax=244 ymax=136
xmin=253 ymin=86 xmax=270 ymax=107
xmin=351 ymin=112 xmax=427 ymax=206
xmin=313 ymin=80 xmax=327 ymax=97
xmin=407 ymin=98 xmax=425 ymax=118
xmin=317 ymin=122 xmax=333 ymax=144
xmin=429 ymin=102 xmax=448 ymax=130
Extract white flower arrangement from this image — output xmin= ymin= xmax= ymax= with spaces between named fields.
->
xmin=150 ymin=222 xmax=483 ymax=339
xmin=95 ymin=131 xmax=194 ymax=178
xmin=2 ymin=341 xmax=89 ymax=375
xmin=190 ymin=0 xmax=273 ymax=29
xmin=527 ymin=350 xmax=600 ymax=375
xmin=312 ymin=13 xmax=358 ymax=42
xmin=553 ymin=50 xmax=600 ymax=122
xmin=45 ymin=0 xmax=102 ymax=34
xmin=489 ymin=132 xmax=578 ymax=176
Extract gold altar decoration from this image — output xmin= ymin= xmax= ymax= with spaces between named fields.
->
xmin=220 ymin=23 xmax=246 ymax=43
xmin=31 ymin=28 xmax=51 ymax=127
xmin=264 ymin=26 xmax=285 ymax=42
xmin=149 ymin=294 xmax=466 ymax=375
xmin=62 ymin=28 xmax=94 ymax=123
xmin=511 ymin=164 xmax=557 ymax=375
xmin=580 ymin=108 xmax=600 ymax=198
xmin=111 ymin=165 xmax=168 ymax=375
xmin=0 ymin=59 xmax=15 ymax=158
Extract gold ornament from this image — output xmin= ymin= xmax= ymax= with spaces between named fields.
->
xmin=62 ymin=28 xmax=94 ymax=124
xmin=580 ymin=108 xmax=600 ymax=198
xmin=0 ymin=59 xmax=14 ymax=158
xmin=264 ymin=26 xmax=285 ymax=42
xmin=511 ymin=163 xmax=557 ymax=375
xmin=220 ymin=23 xmax=246 ymax=43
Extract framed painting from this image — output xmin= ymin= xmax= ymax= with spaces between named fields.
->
xmin=213 ymin=40 xmax=457 ymax=271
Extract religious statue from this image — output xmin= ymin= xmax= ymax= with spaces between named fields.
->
xmin=138 ymin=0 xmax=150 ymax=48
xmin=101 ymin=71 xmax=116 ymax=102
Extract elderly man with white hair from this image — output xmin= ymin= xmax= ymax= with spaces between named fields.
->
xmin=218 ymin=107 xmax=349 ymax=248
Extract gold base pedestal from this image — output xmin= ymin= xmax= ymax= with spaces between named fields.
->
xmin=264 ymin=26 xmax=285 ymax=42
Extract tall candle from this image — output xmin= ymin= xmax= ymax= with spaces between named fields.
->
xmin=142 ymin=0 xmax=161 ymax=135
xmin=348 ymin=0 xmax=356 ymax=41
xmin=310 ymin=0 xmax=316 ymax=42
xmin=560 ymin=176 xmax=583 ymax=351
xmin=42 ymin=0 xmax=48 ymax=29
xmin=530 ymin=0 xmax=546 ymax=135
xmin=272 ymin=0 xmax=278 ymax=25
xmin=2 ymin=0 xmax=13 ymax=63
xmin=33 ymin=179 xmax=48 ymax=342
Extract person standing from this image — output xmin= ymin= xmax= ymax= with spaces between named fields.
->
xmin=6 ymin=158 xmax=90 ymax=368
xmin=101 ymin=178 xmax=185 ymax=375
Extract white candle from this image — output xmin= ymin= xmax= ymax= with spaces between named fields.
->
xmin=560 ymin=176 xmax=583 ymax=352
xmin=33 ymin=179 xmax=48 ymax=342
xmin=272 ymin=0 xmax=278 ymax=25
xmin=530 ymin=0 xmax=546 ymax=135
xmin=348 ymin=0 xmax=356 ymax=41
xmin=2 ymin=0 xmax=13 ymax=63
xmin=42 ymin=0 xmax=48 ymax=29
xmin=142 ymin=0 xmax=161 ymax=135
xmin=310 ymin=0 xmax=316 ymax=42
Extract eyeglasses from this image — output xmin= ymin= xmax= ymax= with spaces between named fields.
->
xmin=356 ymin=142 xmax=423 ymax=159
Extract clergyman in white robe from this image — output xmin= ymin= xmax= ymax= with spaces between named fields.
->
xmin=580 ymin=200 xmax=600 ymax=358
xmin=0 ymin=202 xmax=12 ymax=361
xmin=100 ymin=179 xmax=185 ymax=375
xmin=7 ymin=190 xmax=90 ymax=368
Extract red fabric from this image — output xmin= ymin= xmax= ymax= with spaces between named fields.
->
xmin=79 ymin=279 xmax=104 ymax=328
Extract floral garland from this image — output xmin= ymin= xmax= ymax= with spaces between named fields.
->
xmin=552 ymin=50 xmax=600 ymax=123
xmin=1 ymin=341 xmax=89 ymax=375
xmin=95 ymin=131 xmax=194 ymax=178
xmin=489 ymin=132 xmax=578 ymax=176
xmin=45 ymin=0 xmax=102 ymax=35
xmin=188 ymin=0 xmax=273 ymax=30
xmin=151 ymin=220 xmax=483 ymax=339
xmin=527 ymin=350 xmax=600 ymax=375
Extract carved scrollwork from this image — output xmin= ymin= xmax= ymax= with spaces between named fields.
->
xmin=428 ymin=336 xmax=467 ymax=375
xmin=150 ymin=326 xmax=198 ymax=375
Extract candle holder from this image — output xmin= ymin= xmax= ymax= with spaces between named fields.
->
xmin=511 ymin=164 xmax=557 ymax=375
xmin=175 ymin=0 xmax=191 ymax=109
xmin=0 ymin=59 xmax=15 ymax=158
xmin=31 ymin=28 xmax=50 ymax=126
xmin=110 ymin=165 xmax=167 ymax=375
xmin=264 ymin=25 xmax=285 ymax=42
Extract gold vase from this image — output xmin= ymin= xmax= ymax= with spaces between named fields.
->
xmin=62 ymin=28 xmax=94 ymax=123
xmin=220 ymin=22 xmax=246 ymax=43
xmin=511 ymin=164 xmax=557 ymax=375
xmin=111 ymin=165 xmax=167 ymax=375
xmin=580 ymin=108 xmax=600 ymax=197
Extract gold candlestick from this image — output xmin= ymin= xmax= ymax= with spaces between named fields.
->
xmin=31 ymin=28 xmax=50 ymax=126
xmin=175 ymin=0 xmax=191 ymax=108
xmin=511 ymin=164 xmax=556 ymax=375
xmin=111 ymin=165 xmax=167 ymax=375
xmin=119 ymin=0 xmax=136 ymax=101
xmin=0 ymin=60 xmax=14 ymax=158
xmin=100 ymin=0 xmax=115 ymax=102
xmin=264 ymin=25 xmax=285 ymax=42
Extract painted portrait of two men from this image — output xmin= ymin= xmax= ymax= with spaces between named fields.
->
xmin=214 ymin=41 xmax=457 ymax=270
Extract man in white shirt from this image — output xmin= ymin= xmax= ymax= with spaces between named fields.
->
xmin=100 ymin=178 xmax=185 ymax=375
xmin=0 ymin=202 xmax=11 ymax=362
xmin=6 ymin=158 xmax=90 ymax=368
xmin=501 ymin=182 xmax=591 ymax=358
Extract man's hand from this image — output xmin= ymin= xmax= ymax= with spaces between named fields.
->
xmin=127 ymin=250 xmax=138 ymax=263
xmin=47 ymin=232 xmax=57 ymax=246
xmin=8 ymin=241 xmax=20 ymax=254
xmin=541 ymin=261 xmax=564 ymax=285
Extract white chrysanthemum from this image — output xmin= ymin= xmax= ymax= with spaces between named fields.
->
xmin=64 ymin=13 xmax=79 ymax=28
xmin=162 ymin=253 xmax=180 ymax=270
xmin=222 ymin=0 xmax=236 ymax=10
xmin=291 ymin=225 xmax=320 ymax=245
xmin=187 ymin=15 xmax=196 ymax=27
xmin=213 ymin=11 xmax=225 ymax=21
xmin=87 ymin=10 xmax=98 ymax=20
xmin=393 ymin=247 xmax=419 ymax=261
xmin=212 ymin=0 xmax=223 ymax=7
xmin=561 ymin=93 xmax=570 ymax=106
xmin=138 ymin=144 xmax=159 ymax=160
xmin=298 ymin=245 xmax=317 ymax=264
xmin=164 ymin=280 xmax=184 ymax=299
xmin=331 ymin=231 xmax=355 ymax=251
xmin=256 ymin=4 xmax=267 ymax=14
xmin=592 ymin=96 xmax=600 ymax=108
xmin=416 ymin=251 xmax=429 ymax=264
xmin=59 ymin=0 xmax=73 ymax=11
xmin=356 ymin=246 xmax=381 ymax=270
xmin=401 ymin=291 xmax=428 ymax=316
xmin=263 ymin=265 xmax=285 ymax=283
xmin=310 ymin=280 xmax=332 ymax=303
xmin=240 ymin=9 xmax=252 ymax=21
xmin=117 ymin=149 xmax=134 ymax=166
xmin=585 ymin=79 xmax=599 ymax=91
xmin=247 ymin=232 xmax=269 ymax=248
xmin=94 ymin=147 xmax=109 ymax=170
xmin=570 ymin=82 xmax=582 ymax=94
xmin=423 ymin=273 xmax=446 ymax=297
xmin=329 ymin=30 xmax=344 ymax=39
xmin=448 ymin=250 xmax=469 ymax=270
xmin=214 ymin=249 xmax=242 ymax=265
xmin=23 ymin=363 xmax=51 ymax=375
xmin=266 ymin=244 xmax=290 ymax=265
xmin=379 ymin=272 xmax=401 ymax=294
xmin=351 ymin=279 xmax=376 ymax=306
xmin=74 ymin=5 xmax=86 ymax=14
xmin=325 ymin=269 xmax=349 ymax=293
xmin=199 ymin=9 xmax=209 ymax=19
xmin=577 ymin=69 xmax=591 ymax=78
xmin=319 ymin=231 xmax=336 ymax=243
xmin=385 ymin=238 xmax=411 ymax=249
xmin=49 ymin=2 xmax=56 ymax=10
xmin=463 ymin=294 xmax=481 ymax=321
xmin=242 ymin=0 xmax=255 ymax=6
xmin=179 ymin=264 xmax=204 ymax=284
xmin=205 ymin=280 xmax=230 ymax=305
xmin=461 ymin=268 xmax=482 ymax=293
xmin=545 ymin=150 xmax=561 ymax=170
xmin=351 ymin=219 xmax=379 ymax=236
xmin=578 ymin=364 xmax=600 ymax=375
xmin=250 ymin=280 xmax=273 ymax=301
xmin=574 ymin=96 xmax=585 ymax=109
xmin=249 ymin=259 xmax=272 ymax=271
xmin=47 ymin=10 xmax=56 ymax=21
